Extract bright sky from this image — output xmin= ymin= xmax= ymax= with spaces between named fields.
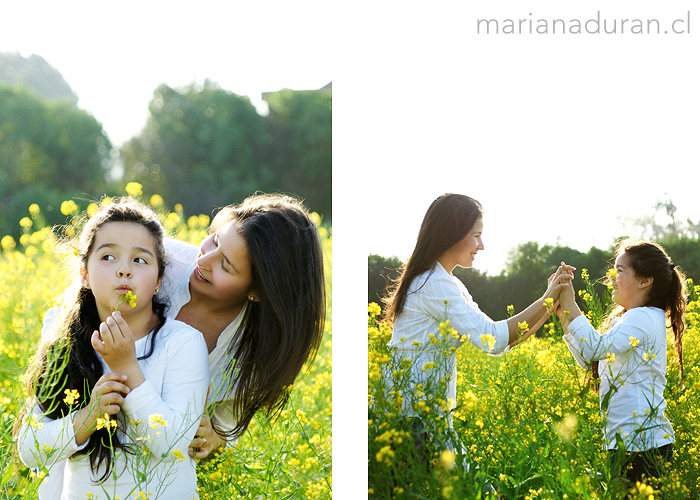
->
xmin=0 ymin=1 xmax=332 ymax=148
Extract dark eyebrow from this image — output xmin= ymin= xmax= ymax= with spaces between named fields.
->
xmin=95 ymin=243 xmax=154 ymax=257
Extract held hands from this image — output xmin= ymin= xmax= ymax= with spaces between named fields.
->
xmin=188 ymin=414 xmax=225 ymax=460
xmin=544 ymin=262 xmax=575 ymax=303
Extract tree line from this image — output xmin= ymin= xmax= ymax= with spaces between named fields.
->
xmin=0 ymin=55 xmax=331 ymax=239
xmin=369 ymin=233 xmax=700 ymax=326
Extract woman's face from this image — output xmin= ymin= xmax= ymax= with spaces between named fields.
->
xmin=191 ymin=221 xmax=254 ymax=307
xmin=440 ymin=217 xmax=484 ymax=272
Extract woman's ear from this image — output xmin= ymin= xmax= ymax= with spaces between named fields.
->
xmin=80 ymin=267 xmax=90 ymax=289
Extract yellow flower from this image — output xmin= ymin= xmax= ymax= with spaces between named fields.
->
xmin=60 ymin=200 xmax=79 ymax=215
xmin=629 ymin=336 xmax=640 ymax=347
xmin=480 ymin=334 xmax=496 ymax=352
xmin=96 ymin=413 xmax=117 ymax=430
xmin=19 ymin=217 xmax=33 ymax=228
xmin=2 ymin=235 xmax=16 ymax=251
xmin=517 ymin=321 xmax=529 ymax=336
xmin=124 ymin=291 xmax=137 ymax=308
xmin=28 ymin=416 xmax=43 ymax=429
xmin=28 ymin=203 xmax=40 ymax=215
xmin=148 ymin=413 xmax=167 ymax=429
xmin=606 ymin=352 xmax=616 ymax=364
xmin=63 ymin=388 xmax=80 ymax=406
xmin=439 ymin=449 xmax=455 ymax=470
xmin=125 ymin=182 xmax=143 ymax=197
xmin=543 ymin=298 xmax=554 ymax=310
xmin=171 ymin=449 xmax=185 ymax=462
xmin=368 ymin=303 xmax=381 ymax=318
xmin=536 ymin=350 xmax=555 ymax=367
xmin=507 ymin=304 xmax=514 ymax=316
xmin=87 ymin=203 xmax=99 ymax=216
xmin=150 ymin=194 xmax=164 ymax=207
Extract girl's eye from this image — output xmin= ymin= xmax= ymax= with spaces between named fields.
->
xmin=101 ymin=254 xmax=115 ymax=261
xmin=134 ymin=257 xmax=147 ymax=264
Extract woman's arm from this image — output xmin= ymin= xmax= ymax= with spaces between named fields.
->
xmin=505 ymin=264 xmax=575 ymax=345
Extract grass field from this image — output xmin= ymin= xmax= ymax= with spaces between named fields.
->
xmin=368 ymin=273 xmax=700 ymax=499
xmin=0 ymin=192 xmax=332 ymax=499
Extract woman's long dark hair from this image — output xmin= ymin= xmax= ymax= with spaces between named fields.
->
xmin=211 ymin=193 xmax=326 ymax=439
xmin=17 ymin=197 xmax=168 ymax=483
xmin=383 ymin=193 xmax=483 ymax=323
xmin=593 ymin=238 xmax=687 ymax=382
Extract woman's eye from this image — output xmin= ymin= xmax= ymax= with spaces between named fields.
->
xmin=221 ymin=260 xmax=229 ymax=273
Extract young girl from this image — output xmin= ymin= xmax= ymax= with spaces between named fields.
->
xmin=558 ymin=239 xmax=685 ymax=485
xmin=17 ymin=199 xmax=209 ymax=499
xmin=383 ymin=193 xmax=572 ymax=428
xmin=35 ymin=193 xmax=326 ymax=499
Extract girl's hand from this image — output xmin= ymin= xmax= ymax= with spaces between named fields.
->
xmin=188 ymin=414 xmax=225 ymax=460
xmin=73 ymin=372 xmax=130 ymax=445
xmin=91 ymin=311 xmax=146 ymax=390
xmin=92 ymin=311 xmax=137 ymax=374
xmin=544 ymin=262 xmax=575 ymax=302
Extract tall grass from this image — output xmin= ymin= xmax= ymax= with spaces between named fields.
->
xmin=369 ymin=271 xmax=699 ymax=499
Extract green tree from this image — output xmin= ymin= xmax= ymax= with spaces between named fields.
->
xmin=368 ymin=254 xmax=403 ymax=307
xmin=264 ymin=89 xmax=332 ymax=218
xmin=0 ymin=83 xmax=111 ymax=237
xmin=121 ymin=80 xmax=270 ymax=217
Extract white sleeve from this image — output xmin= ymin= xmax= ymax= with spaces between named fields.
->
xmin=120 ymin=329 xmax=209 ymax=458
xmin=17 ymin=404 xmax=88 ymax=469
xmin=419 ymin=273 xmax=510 ymax=354
xmin=564 ymin=313 xmax=646 ymax=362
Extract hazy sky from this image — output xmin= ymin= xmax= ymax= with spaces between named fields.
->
xmin=0 ymin=1 xmax=332 ymax=147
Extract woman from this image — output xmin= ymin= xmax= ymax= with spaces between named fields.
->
xmin=36 ymin=192 xmax=326 ymax=499
xmin=383 ymin=193 xmax=572 ymax=429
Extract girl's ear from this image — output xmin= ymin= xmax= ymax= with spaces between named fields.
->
xmin=639 ymin=276 xmax=654 ymax=289
xmin=247 ymin=290 xmax=259 ymax=302
xmin=154 ymin=279 xmax=162 ymax=296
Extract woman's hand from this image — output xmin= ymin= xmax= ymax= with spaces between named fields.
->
xmin=188 ymin=414 xmax=225 ymax=460
xmin=91 ymin=311 xmax=146 ymax=389
xmin=73 ymin=372 xmax=130 ymax=445
xmin=543 ymin=262 xmax=575 ymax=302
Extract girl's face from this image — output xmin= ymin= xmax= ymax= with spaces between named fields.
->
xmin=191 ymin=221 xmax=253 ymax=308
xmin=611 ymin=251 xmax=648 ymax=309
xmin=83 ymin=222 xmax=161 ymax=321
xmin=440 ymin=217 xmax=484 ymax=272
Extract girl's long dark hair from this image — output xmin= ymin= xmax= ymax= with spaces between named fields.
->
xmin=383 ymin=193 xmax=483 ymax=323
xmin=17 ymin=197 xmax=168 ymax=483
xmin=593 ymin=238 xmax=687 ymax=382
xmin=211 ymin=193 xmax=326 ymax=439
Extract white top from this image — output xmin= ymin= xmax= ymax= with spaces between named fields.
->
xmin=563 ymin=307 xmax=675 ymax=452
xmin=18 ymin=318 xmax=209 ymax=500
xmin=34 ymin=238 xmax=244 ymax=500
xmin=389 ymin=262 xmax=509 ymax=422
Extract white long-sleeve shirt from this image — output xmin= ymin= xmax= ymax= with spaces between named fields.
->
xmin=18 ymin=318 xmax=209 ymax=500
xmin=563 ymin=307 xmax=675 ymax=452
xmin=34 ymin=238 xmax=244 ymax=499
xmin=388 ymin=262 xmax=509 ymax=422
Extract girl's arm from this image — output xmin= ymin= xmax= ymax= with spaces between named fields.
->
xmin=121 ymin=327 xmax=209 ymax=459
xmin=17 ymin=404 xmax=86 ymax=469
